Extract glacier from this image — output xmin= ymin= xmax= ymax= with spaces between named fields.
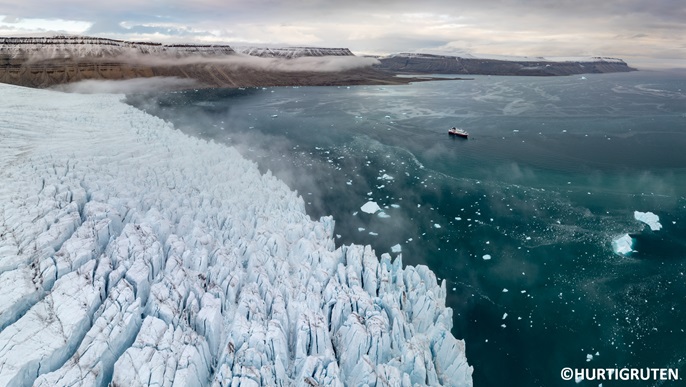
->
xmin=0 ymin=83 xmax=472 ymax=386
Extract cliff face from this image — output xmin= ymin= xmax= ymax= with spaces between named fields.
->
xmin=376 ymin=53 xmax=637 ymax=75
xmin=0 ymin=60 xmax=407 ymax=89
xmin=234 ymin=46 xmax=354 ymax=59
xmin=0 ymin=36 xmax=236 ymax=60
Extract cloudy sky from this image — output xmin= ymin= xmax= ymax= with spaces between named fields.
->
xmin=0 ymin=0 xmax=683 ymax=68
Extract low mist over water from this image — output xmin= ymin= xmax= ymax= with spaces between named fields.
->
xmin=127 ymin=71 xmax=686 ymax=386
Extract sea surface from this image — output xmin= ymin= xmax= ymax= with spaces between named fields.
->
xmin=127 ymin=70 xmax=686 ymax=386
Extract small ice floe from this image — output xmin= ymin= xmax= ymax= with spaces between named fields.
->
xmin=361 ymin=201 xmax=381 ymax=214
xmin=271 ymin=114 xmax=278 ymax=118
xmin=434 ymin=224 xmax=442 ymax=229
xmin=369 ymin=232 xmax=378 ymax=236
xmin=612 ymin=234 xmax=635 ymax=255
xmin=358 ymin=227 xmax=366 ymax=232
xmin=502 ymin=313 xmax=508 ymax=320
xmin=391 ymin=204 xmax=400 ymax=208
xmin=377 ymin=174 xmax=394 ymax=181
xmin=482 ymin=254 xmax=492 ymax=260
xmin=391 ymin=244 xmax=402 ymax=253
xmin=378 ymin=212 xmax=391 ymax=218
xmin=634 ymin=211 xmax=662 ymax=231
xmin=502 ymin=288 xmax=509 ymax=293
xmin=586 ymin=354 xmax=593 ymax=362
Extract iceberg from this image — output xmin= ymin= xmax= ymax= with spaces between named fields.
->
xmin=360 ymin=201 xmax=381 ymax=214
xmin=612 ymin=234 xmax=635 ymax=255
xmin=0 ymin=84 xmax=472 ymax=386
xmin=634 ymin=211 xmax=662 ymax=231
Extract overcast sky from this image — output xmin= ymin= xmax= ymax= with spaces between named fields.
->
xmin=0 ymin=0 xmax=684 ymax=68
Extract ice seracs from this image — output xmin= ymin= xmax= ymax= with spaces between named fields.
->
xmin=0 ymin=84 xmax=472 ymax=386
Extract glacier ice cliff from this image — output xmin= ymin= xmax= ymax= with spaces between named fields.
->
xmin=0 ymin=84 xmax=472 ymax=386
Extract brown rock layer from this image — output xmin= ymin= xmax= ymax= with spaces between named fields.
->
xmin=0 ymin=59 xmax=414 ymax=89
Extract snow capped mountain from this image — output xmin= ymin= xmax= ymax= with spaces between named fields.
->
xmin=235 ymin=46 xmax=355 ymax=59
xmin=0 ymin=37 xmax=356 ymax=61
xmin=0 ymin=84 xmax=472 ymax=386
xmin=0 ymin=36 xmax=236 ymax=59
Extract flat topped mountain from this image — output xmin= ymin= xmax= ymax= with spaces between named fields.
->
xmin=0 ymin=36 xmax=237 ymax=59
xmin=376 ymin=52 xmax=637 ymax=76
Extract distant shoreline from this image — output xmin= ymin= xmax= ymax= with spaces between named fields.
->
xmin=0 ymin=36 xmax=635 ymax=91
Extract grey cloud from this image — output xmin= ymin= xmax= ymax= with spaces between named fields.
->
xmin=1 ymin=15 xmax=20 ymax=23
xmin=86 ymin=19 xmax=207 ymax=38
xmin=85 ymin=19 xmax=128 ymax=34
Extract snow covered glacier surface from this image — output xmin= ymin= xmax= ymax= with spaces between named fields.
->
xmin=0 ymin=84 xmax=472 ymax=386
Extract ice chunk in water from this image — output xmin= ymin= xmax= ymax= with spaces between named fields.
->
xmin=634 ymin=211 xmax=662 ymax=231
xmin=361 ymin=201 xmax=381 ymax=214
xmin=612 ymin=234 xmax=634 ymax=255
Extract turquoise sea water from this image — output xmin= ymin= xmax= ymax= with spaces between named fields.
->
xmin=127 ymin=70 xmax=686 ymax=386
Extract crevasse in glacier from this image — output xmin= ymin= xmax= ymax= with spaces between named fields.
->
xmin=0 ymin=83 xmax=472 ymax=386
